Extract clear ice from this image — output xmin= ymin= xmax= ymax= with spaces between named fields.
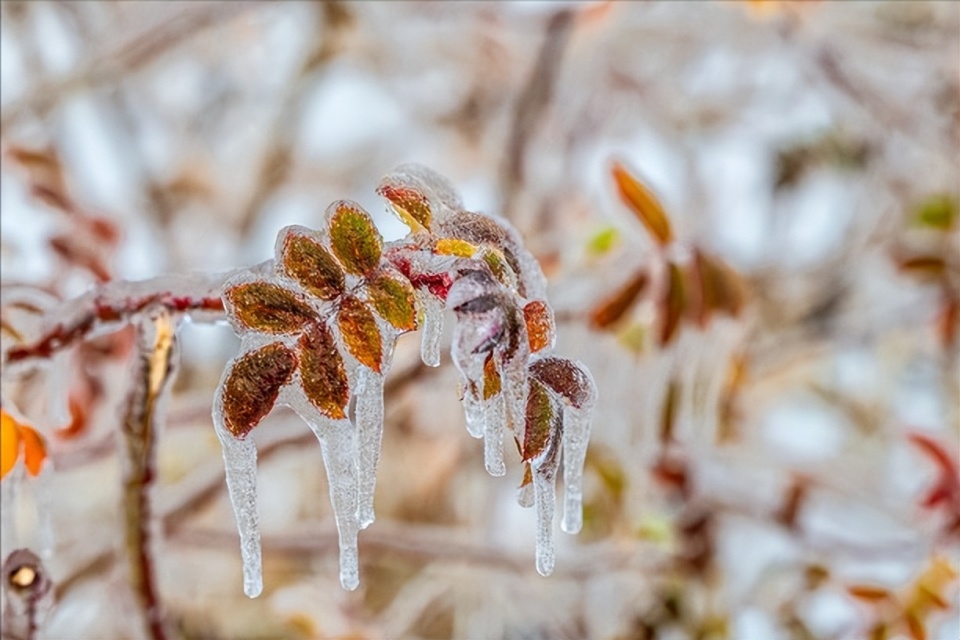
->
xmin=418 ymin=290 xmax=444 ymax=367
xmin=356 ymin=366 xmax=384 ymax=529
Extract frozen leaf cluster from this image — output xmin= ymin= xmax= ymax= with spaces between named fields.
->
xmin=214 ymin=165 xmax=596 ymax=595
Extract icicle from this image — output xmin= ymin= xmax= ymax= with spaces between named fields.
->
xmin=463 ymin=383 xmax=485 ymax=439
xmin=561 ymin=404 xmax=592 ymax=535
xmin=498 ymin=348 xmax=529 ymax=441
xmin=355 ymin=367 xmax=384 ymax=529
xmin=418 ymin=291 xmax=444 ymax=367
xmin=533 ymin=461 xmax=558 ymax=576
xmin=517 ymin=481 xmax=534 ymax=508
xmin=308 ymin=418 xmax=361 ymax=591
xmin=483 ymin=392 xmax=506 ymax=477
xmin=214 ymin=431 xmax=262 ymax=598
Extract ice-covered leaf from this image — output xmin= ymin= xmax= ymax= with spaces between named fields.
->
xmin=480 ymin=247 xmax=518 ymax=290
xmin=225 ymin=281 xmax=315 ymax=334
xmin=523 ymin=300 xmax=554 ymax=353
xmin=529 ymin=357 xmax=595 ymax=408
xmin=328 ymin=201 xmax=383 ymax=276
xmin=367 ymin=271 xmax=417 ymax=332
xmin=611 ymin=160 xmax=674 ymax=246
xmin=298 ymin=322 xmax=351 ymax=420
xmin=337 ymin=296 xmax=383 ymax=372
xmin=221 ymin=343 xmax=297 ymax=438
xmin=434 ymin=238 xmax=478 ymax=258
xmin=19 ymin=424 xmax=46 ymax=477
xmin=482 ymin=353 xmax=502 ymax=400
xmin=377 ymin=182 xmax=432 ymax=232
xmin=279 ymin=231 xmax=345 ymax=301
xmin=659 ymin=261 xmax=686 ymax=346
xmin=523 ymin=379 xmax=555 ymax=461
xmin=590 ymin=270 xmax=648 ymax=329
xmin=1 ymin=409 xmax=21 ymax=480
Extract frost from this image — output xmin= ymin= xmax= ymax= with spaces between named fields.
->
xmin=417 ymin=290 xmax=444 ymax=367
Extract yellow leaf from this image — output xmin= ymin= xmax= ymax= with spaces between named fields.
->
xmin=328 ymin=201 xmax=383 ymax=276
xmin=435 ymin=238 xmax=477 ymax=258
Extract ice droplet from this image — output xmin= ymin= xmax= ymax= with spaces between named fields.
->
xmin=356 ymin=367 xmax=384 ymax=529
xmin=418 ymin=290 xmax=444 ymax=367
xmin=215 ymin=430 xmax=262 ymax=598
xmin=306 ymin=417 xmax=360 ymax=591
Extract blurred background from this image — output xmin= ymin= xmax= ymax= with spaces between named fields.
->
xmin=0 ymin=1 xmax=958 ymax=638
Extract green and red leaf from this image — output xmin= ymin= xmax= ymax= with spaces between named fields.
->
xmin=660 ymin=261 xmax=686 ymax=347
xmin=221 ymin=343 xmax=297 ymax=438
xmin=523 ymin=300 xmax=554 ymax=353
xmin=225 ymin=281 xmax=315 ymax=334
xmin=280 ymin=232 xmax=345 ymax=300
xmin=298 ymin=322 xmax=350 ymax=420
xmin=337 ymin=296 xmax=383 ymax=372
xmin=367 ymin=270 xmax=417 ymax=331
xmin=523 ymin=378 xmax=556 ymax=461
xmin=328 ymin=201 xmax=383 ymax=276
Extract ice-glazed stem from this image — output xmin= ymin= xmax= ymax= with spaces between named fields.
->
xmin=310 ymin=419 xmax=361 ymax=591
xmin=483 ymin=393 xmax=506 ymax=476
xmin=533 ymin=460 xmax=558 ymax=576
xmin=418 ymin=291 xmax=444 ymax=367
xmin=355 ymin=368 xmax=384 ymax=529
xmin=561 ymin=404 xmax=592 ymax=534
xmin=215 ymin=432 xmax=262 ymax=598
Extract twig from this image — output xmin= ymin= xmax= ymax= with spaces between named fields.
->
xmin=119 ymin=314 xmax=178 ymax=640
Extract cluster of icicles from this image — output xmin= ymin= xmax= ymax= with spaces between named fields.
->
xmin=212 ymin=165 xmax=597 ymax=596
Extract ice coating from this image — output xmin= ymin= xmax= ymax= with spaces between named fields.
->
xmin=210 ymin=165 xmax=596 ymax=592
xmin=417 ymin=290 xmax=444 ymax=367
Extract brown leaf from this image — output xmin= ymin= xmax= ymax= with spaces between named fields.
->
xmin=328 ymin=201 xmax=383 ymax=276
xmin=611 ymin=160 xmax=673 ymax=246
xmin=696 ymin=249 xmax=748 ymax=319
xmin=483 ymin=353 xmax=502 ymax=400
xmin=298 ymin=322 xmax=350 ymax=420
xmin=590 ymin=270 xmax=649 ymax=329
xmin=659 ymin=261 xmax=686 ymax=346
xmin=897 ymin=255 xmax=948 ymax=280
xmin=6 ymin=146 xmax=70 ymax=211
xmin=523 ymin=379 xmax=556 ymax=461
xmin=337 ymin=296 xmax=383 ymax=372
xmin=523 ymin=300 xmax=554 ymax=352
xmin=367 ymin=270 xmax=417 ymax=332
xmin=660 ymin=379 xmax=678 ymax=443
xmin=225 ymin=281 xmax=316 ymax=334
xmin=221 ymin=343 xmax=297 ymax=438
xmin=280 ymin=232 xmax=345 ymax=300
xmin=529 ymin=357 xmax=594 ymax=408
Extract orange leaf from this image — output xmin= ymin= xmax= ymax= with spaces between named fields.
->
xmin=225 ymin=281 xmax=316 ymax=334
xmin=298 ymin=322 xmax=350 ymax=420
xmin=589 ymin=270 xmax=648 ymax=329
xmin=367 ymin=271 xmax=417 ymax=332
xmin=337 ymin=296 xmax=383 ymax=372
xmin=328 ymin=201 xmax=383 ymax=276
xmin=611 ymin=160 xmax=673 ymax=246
xmin=221 ymin=343 xmax=297 ymax=438
xmin=846 ymin=585 xmax=892 ymax=601
xmin=1 ymin=410 xmax=22 ymax=480
xmin=280 ymin=232 xmax=345 ymax=301
xmin=19 ymin=425 xmax=46 ymax=477
xmin=523 ymin=300 xmax=554 ymax=353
